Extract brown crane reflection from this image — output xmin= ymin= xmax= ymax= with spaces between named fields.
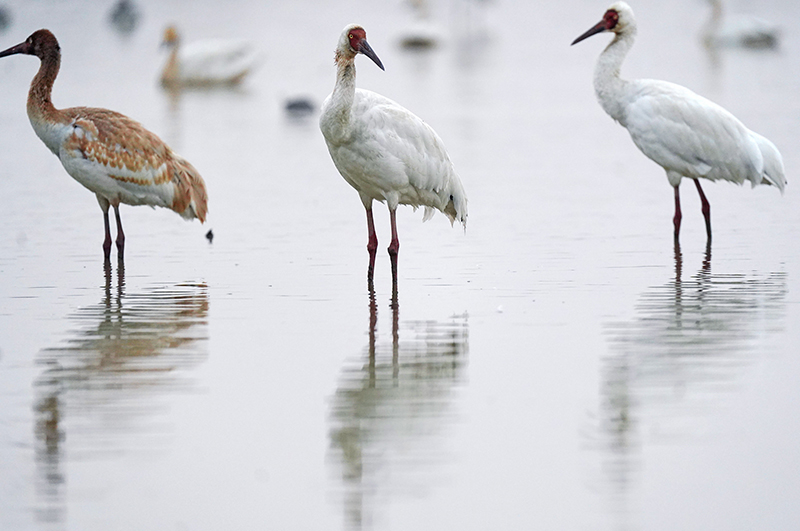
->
xmin=33 ymin=261 xmax=209 ymax=524
xmin=594 ymin=241 xmax=787 ymax=525
xmin=328 ymin=284 xmax=469 ymax=530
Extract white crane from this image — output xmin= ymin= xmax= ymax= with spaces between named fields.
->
xmin=398 ymin=0 xmax=441 ymax=50
xmin=319 ymin=24 xmax=467 ymax=284
xmin=702 ymin=0 xmax=780 ymax=50
xmin=160 ymin=26 xmax=259 ymax=88
xmin=572 ymin=2 xmax=785 ymax=242
xmin=0 ymin=29 xmax=208 ymax=261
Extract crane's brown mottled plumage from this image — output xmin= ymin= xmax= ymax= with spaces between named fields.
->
xmin=0 ymin=29 xmax=208 ymax=260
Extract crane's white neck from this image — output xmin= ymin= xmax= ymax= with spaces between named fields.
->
xmin=323 ymin=52 xmax=357 ymax=140
xmin=593 ymin=27 xmax=636 ymax=125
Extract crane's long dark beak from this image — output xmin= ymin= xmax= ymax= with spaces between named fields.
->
xmin=359 ymin=40 xmax=385 ymax=71
xmin=571 ymin=20 xmax=607 ymax=45
xmin=0 ymin=40 xmax=31 ymax=58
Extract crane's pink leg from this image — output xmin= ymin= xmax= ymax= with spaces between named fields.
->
xmin=388 ymin=208 xmax=400 ymax=285
xmin=365 ymin=206 xmax=378 ymax=281
xmin=693 ymin=178 xmax=712 ymax=241
xmin=114 ymin=204 xmax=125 ymax=259
xmin=673 ymin=185 xmax=682 ymax=240
xmin=102 ymin=208 xmax=113 ymax=261
xmin=97 ymin=195 xmax=113 ymax=261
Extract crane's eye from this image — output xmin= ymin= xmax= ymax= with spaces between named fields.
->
xmin=604 ymin=10 xmax=619 ymax=29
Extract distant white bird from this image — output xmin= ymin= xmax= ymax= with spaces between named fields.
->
xmin=572 ymin=2 xmax=785 ymax=241
xmin=702 ymin=0 xmax=780 ymax=50
xmin=320 ymin=24 xmax=467 ymax=284
xmin=0 ymin=29 xmax=208 ymax=261
xmin=160 ymin=25 xmax=258 ymax=88
xmin=398 ymin=0 xmax=440 ymax=50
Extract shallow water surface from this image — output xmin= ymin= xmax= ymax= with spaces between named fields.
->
xmin=1 ymin=0 xmax=800 ymax=530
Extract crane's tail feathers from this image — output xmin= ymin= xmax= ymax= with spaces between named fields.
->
xmin=417 ymin=180 xmax=468 ymax=230
xmin=443 ymin=191 xmax=468 ymax=231
xmin=752 ymin=132 xmax=787 ymax=194
xmin=170 ymin=157 xmax=209 ymax=222
xmin=452 ymin=188 xmax=468 ymax=231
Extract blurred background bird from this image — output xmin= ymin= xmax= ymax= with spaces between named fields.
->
xmin=160 ymin=25 xmax=259 ymax=88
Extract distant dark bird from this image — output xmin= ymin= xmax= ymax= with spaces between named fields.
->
xmin=284 ymin=97 xmax=316 ymax=117
xmin=109 ymin=0 xmax=140 ymax=34
xmin=205 ymin=229 xmax=214 ymax=243
xmin=0 ymin=5 xmax=11 ymax=33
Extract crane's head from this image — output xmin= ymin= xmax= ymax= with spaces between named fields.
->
xmin=0 ymin=29 xmax=60 ymax=60
xmin=162 ymin=25 xmax=180 ymax=48
xmin=571 ymin=2 xmax=635 ymax=45
xmin=338 ymin=24 xmax=384 ymax=71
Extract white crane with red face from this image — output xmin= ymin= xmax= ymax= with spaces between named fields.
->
xmin=320 ymin=24 xmax=467 ymax=284
xmin=572 ymin=2 xmax=785 ymax=242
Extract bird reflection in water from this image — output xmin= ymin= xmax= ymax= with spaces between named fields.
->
xmin=33 ymin=260 xmax=209 ymax=524
xmin=595 ymin=241 xmax=787 ymax=523
xmin=329 ymin=282 xmax=469 ymax=529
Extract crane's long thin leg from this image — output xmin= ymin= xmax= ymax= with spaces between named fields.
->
xmin=102 ymin=208 xmax=113 ymax=262
xmin=693 ymin=178 xmax=712 ymax=242
xmin=365 ymin=206 xmax=378 ymax=281
xmin=96 ymin=195 xmax=113 ymax=262
xmin=388 ymin=208 xmax=400 ymax=287
xmin=673 ymin=184 xmax=682 ymax=241
xmin=113 ymin=204 xmax=125 ymax=260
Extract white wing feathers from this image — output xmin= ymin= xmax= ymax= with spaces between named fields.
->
xmin=329 ymin=89 xmax=467 ymax=225
xmin=623 ymin=80 xmax=773 ymax=188
xmin=749 ymin=131 xmax=786 ymax=192
xmin=179 ymin=39 xmax=257 ymax=84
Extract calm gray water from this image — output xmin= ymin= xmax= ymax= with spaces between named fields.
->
xmin=1 ymin=0 xmax=799 ymax=529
